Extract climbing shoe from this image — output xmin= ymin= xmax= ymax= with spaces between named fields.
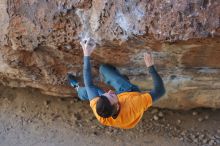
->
xmin=67 ymin=73 xmax=79 ymax=88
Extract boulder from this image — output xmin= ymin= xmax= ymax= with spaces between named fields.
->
xmin=0 ymin=0 xmax=219 ymax=109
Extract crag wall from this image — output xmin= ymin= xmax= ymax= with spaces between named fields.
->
xmin=0 ymin=0 xmax=219 ymax=109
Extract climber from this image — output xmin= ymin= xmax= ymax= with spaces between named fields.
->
xmin=67 ymin=38 xmax=165 ymax=129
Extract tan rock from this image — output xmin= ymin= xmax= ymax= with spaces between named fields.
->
xmin=0 ymin=0 xmax=219 ymax=109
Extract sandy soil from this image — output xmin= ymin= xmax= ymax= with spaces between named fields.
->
xmin=0 ymin=85 xmax=219 ymax=146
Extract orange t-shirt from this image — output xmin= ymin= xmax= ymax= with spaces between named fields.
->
xmin=90 ymin=92 xmax=152 ymax=129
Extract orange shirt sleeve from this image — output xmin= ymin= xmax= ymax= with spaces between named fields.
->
xmin=139 ymin=93 xmax=153 ymax=111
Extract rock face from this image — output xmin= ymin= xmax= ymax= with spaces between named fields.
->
xmin=0 ymin=0 xmax=219 ymax=109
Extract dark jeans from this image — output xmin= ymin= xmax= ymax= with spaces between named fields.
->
xmin=77 ymin=64 xmax=140 ymax=100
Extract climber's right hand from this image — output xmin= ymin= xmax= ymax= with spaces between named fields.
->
xmin=80 ymin=38 xmax=96 ymax=56
xmin=144 ymin=52 xmax=154 ymax=68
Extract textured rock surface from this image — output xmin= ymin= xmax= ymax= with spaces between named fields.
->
xmin=0 ymin=0 xmax=219 ymax=109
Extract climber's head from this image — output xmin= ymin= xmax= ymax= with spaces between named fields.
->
xmin=96 ymin=90 xmax=120 ymax=119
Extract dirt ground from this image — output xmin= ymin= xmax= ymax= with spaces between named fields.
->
xmin=0 ymin=85 xmax=219 ymax=146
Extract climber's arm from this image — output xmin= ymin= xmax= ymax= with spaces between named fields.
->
xmin=144 ymin=53 xmax=165 ymax=101
xmin=148 ymin=66 xmax=165 ymax=101
xmin=81 ymin=39 xmax=100 ymax=100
